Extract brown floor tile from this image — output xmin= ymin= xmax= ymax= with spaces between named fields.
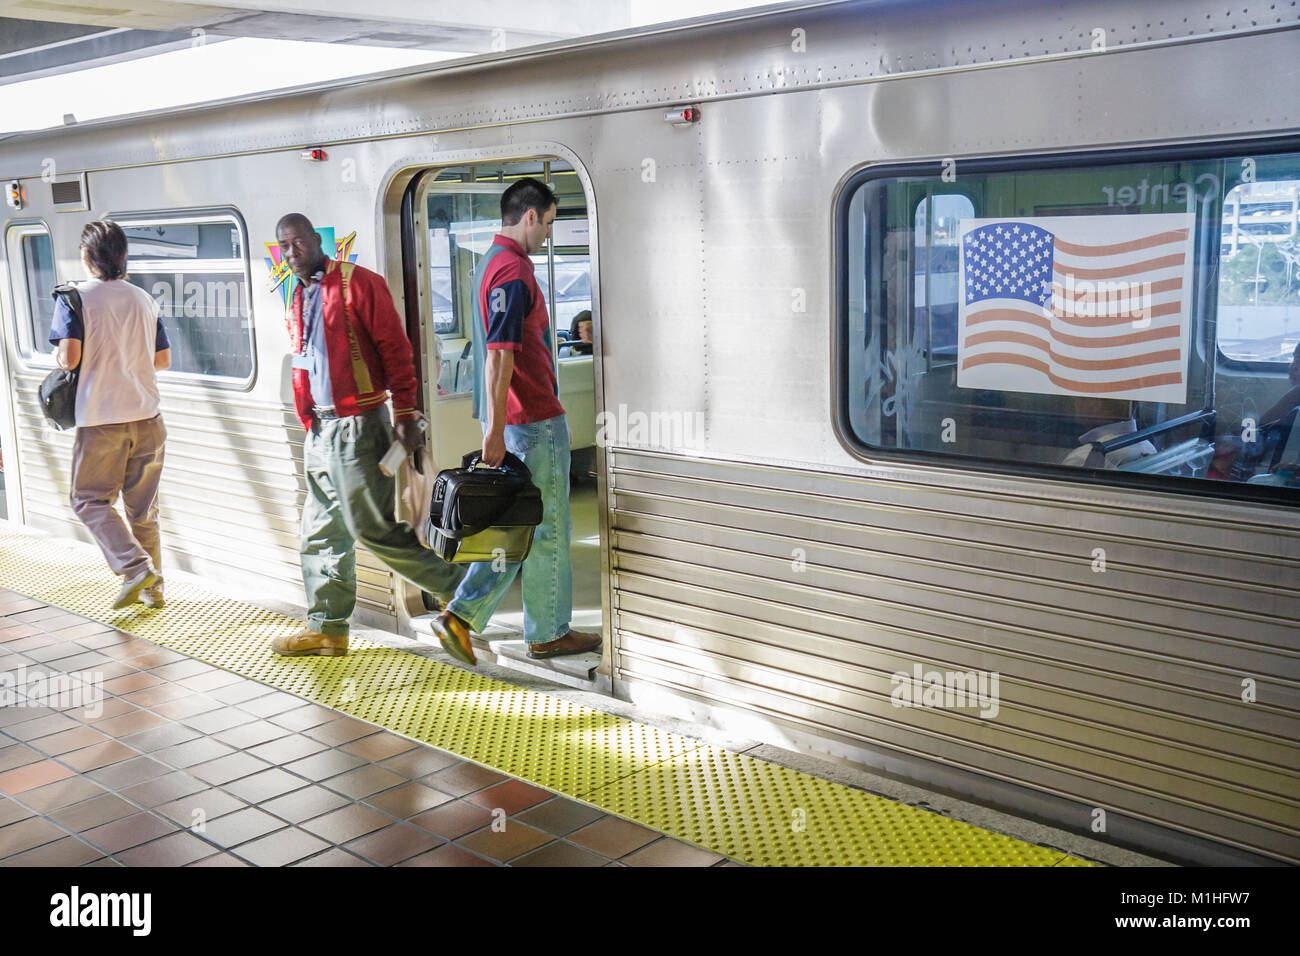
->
xmin=283 ymin=749 xmax=366 ymax=782
xmin=149 ymin=696 xmax=223 ymax=720
xmin=619 ymin=837 xmax=725 ymax=867
xmin=291 ymin=848 xmax=374 ymax=866
xmin=466 ymin=779 xmax=554 ymax=816
xmin=102 ymin=673 xmax=164 ymax=696
xmin=457 ymin=821 xmax=552 ymax=863
xmin=86 ymin=755 xmax=173 ymax=789
xmin=122 ymin=684 xmax=191 ymax=708
xmin=2 ymin=834 xmax=103 ymax=866
xmin=62 ymin=738 xmax=152 ymax=780
xmin=0 ymin=624 xmax=42 ymax=641
xmin=0 ymin=743 xmax=43 ymax=773
xmin=30 ymin=725 xmax=110 ymax=756
xmin=425 ymin=762 xmax=508 ymax=797
xmin=208 ymin=682 xmax=275 ymax=705
xmin=44 ymin=650 xmax=113 ymax=672
xmin=344 ymin=823 xmax=442 ymax=866
xmin=7 ymin=607 xmax=67 ymax=624
xmin=179 ymin=707 xmax=255 ymax=735
xmin=397 ymin=843 xmax=495 ymax=867
xmin=568 ymin=816 xmax=661 ymax=858
xmin=247 ymin=734 xmax=327 ymax=765
xmin=304 ymin=716 xmax=377 ymax=747
xmin=196 ymin=807 xmax=286 ymax=848
xmin=14 ymin=776 xmax=108 ymax=812
xmin=82 ymin=699 xmax=140 ymax=724
xmin=92 ymin=709 xmax=166 ymax=738
xmin=31 ymin=613 xmax=87 ymax=632
xmin=259 ymin=786 xmax=350 ymax=825
xmin=0 ymin=816 xmax=67 ymax=857
xmin=322 ymin=765 xmax=406 ymax=800
xmin=118 ymin=723 xmax=201 ymax=753
xmin=238 ymin=692 xmax=305 ymax=718
xmin=340 ymin=732 xmax=418 ymax=762
xmin=0 ymin=796 xmax=35 ymax=827
xmin=0 ymin=759 xmax=74 ymax=794
xmin=5 ymin=712 xmax=79 ymax=741
xmin=155 ymin=789 xmax=247 ymax=827
xmin=363 ymin=781 xmax=455 ymax=819
xmin=22 ymin=643 xmax=93 ymax=664
xmin=71 ymin=626 xmax=127 ymax=646
xmin=4 ymin=635 xmax=56 ymax=653
xmin=119 ymin=771 xmax=207 ymax=808
xmin=148 ymin=659 xmax=213 ymax=681
xmin=49 ymin=792 xmax=139 ymax=832
xmin=212 ymin=721 xmax=288 ymax=750
xmin=410 ymin=800 xmax=495 ymax=840
xmin=188 ymin=751 xmax=271 ymax=786
xmin=78 ymin=660 xmax=136 ymax=681
xmin=98 ymin=638 xmax=159 ymax=661
xmin=154 ymin=737 xmax=235 ymax=769
xmin=52 ymin=622 xmax=116 ymax=641
xmin=514 ymin=797 xmax=607 ymax=836
xmin=0 ymin=705 xmax=56 ymax=728
xmin=127 ymin=649 xmax=189 ymax=670
xmin=300 ymin=804 xmax=391 ymax=843
xmin=510 ymin=840 xmax=609 ymax=867
xmin=223 ymin=768 xmax=309 ymax=805
xmin=188 ymin=853 xmax=252 ymax=867
xmin=232 ymin=827 xmax=331 ymax=867
xmin=82 ymin=857 xmax=124 ymax=867
xmin=117 ymin=830 xmax=215 ymax=866
xmin=81 ymin=812 xmax=177 ymax=853
xmin=378 ymin=747 xmax=459 ymax=779
xmin=268 ymin=702 xmax=339 ymax=732
xmin=176 ymin=670 xmax=245 ymax=693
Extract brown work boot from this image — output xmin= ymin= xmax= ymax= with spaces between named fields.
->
xmin=434 ymin=611 xmax=476 ymax=666
xmin=271 ymin=628 xmax=349 ymax=657
xmin=527 ymin=629 xmax=601 ymax=660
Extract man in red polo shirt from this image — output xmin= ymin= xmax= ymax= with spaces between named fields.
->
xmin=432 ymin=178 xmax=600 ymax=665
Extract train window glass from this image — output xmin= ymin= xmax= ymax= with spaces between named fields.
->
xmin=120 ymin=215 xmax=254 ymax=384
xmin=839 ymin=148 xmax=1300 ymax=499
xmin=10 ymin=227 xmax=57 ymax=358
xmin=1217 ymin=180 xmax=1300 ymax=364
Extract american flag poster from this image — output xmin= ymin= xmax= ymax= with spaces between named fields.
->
xmin=957 ymin=213 xmax=1195 ymax=404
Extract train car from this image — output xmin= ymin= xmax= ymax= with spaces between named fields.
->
xmin=0 ymin=0 xmax=1297 ymax=865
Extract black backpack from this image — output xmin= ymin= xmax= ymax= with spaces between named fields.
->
xmin=38 ymin=284 xmax=83 ymax=431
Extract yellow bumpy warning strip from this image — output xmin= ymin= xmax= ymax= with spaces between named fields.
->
xmin=0 ymin=527 xmax=1095 ymax=866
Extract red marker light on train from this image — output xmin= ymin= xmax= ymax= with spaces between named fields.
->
xmin=300 ymin=148 xmax=327 ymax=161
xmin=665 ymin=106 xmax=700 ymax=126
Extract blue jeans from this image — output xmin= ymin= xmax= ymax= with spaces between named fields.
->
xmin=446 ymin=415 xmax=572 ymax=644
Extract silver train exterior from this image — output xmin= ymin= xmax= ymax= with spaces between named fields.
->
xmin=0 ymin=0 xmax=1296 ymax=864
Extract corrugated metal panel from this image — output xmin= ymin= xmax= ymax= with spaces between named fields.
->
xmin=609 ymin=447 xmax=1300 ymax=863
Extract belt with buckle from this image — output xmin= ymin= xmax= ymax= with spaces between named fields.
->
xmin=312 ymin=405 xmax=340 ymax=419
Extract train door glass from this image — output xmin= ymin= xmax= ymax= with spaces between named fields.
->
xmin=416 ymin=159 xmax=602 ymax=637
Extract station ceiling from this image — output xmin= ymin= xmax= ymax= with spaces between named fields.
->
xmin=0 ymin=0 xmax=635 ymax=84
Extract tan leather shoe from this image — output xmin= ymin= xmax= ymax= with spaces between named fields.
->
xmin=272 ymin=628 xmax=349 ymax=657
xmin=527 ymin=629 xmax=601 ymax=660
xmin=434 ymin=611 xmax=476 ymax=666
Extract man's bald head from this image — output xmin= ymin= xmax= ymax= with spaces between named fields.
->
xmin=275 ymin=212 xmax=327 ymax=281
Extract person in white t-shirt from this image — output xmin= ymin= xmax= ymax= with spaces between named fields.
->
xmin=49 ymin=220 xmax=173 ymax=609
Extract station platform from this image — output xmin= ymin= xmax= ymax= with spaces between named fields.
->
xmin=0 ymin=523 xmax=1146 ymax=867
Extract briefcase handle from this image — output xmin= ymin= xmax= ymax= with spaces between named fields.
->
xmin=460 ymin=450 xmax=532 ymax=482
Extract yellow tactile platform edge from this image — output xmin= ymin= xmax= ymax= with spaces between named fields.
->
xmin=0 ymin=527 xmax=1097 ymax=866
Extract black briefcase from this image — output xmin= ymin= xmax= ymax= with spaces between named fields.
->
xmin=427 ymin=450 xmax=544 ymax=564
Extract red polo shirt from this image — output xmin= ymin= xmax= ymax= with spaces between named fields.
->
xmin=479 ymin=235 xmax=565 ymax=425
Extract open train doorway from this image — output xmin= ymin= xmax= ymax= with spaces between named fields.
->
xmin=404 ymin=156 xmax=604 ymax=685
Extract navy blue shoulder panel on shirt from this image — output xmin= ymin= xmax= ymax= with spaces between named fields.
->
xmin=47 ymin=288 xmax=171 ymax=351
xmin=484 ymin=278 xmax=531 ymax=346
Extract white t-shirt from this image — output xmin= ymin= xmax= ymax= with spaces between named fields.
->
xmin=71 ymin=278 xmax=164 ymax=427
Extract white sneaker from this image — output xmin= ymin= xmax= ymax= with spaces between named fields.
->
xmin=141 ymin=579 xmax=164 ymax=608
xmin=112 ymin=568 xmax=159 ymax=610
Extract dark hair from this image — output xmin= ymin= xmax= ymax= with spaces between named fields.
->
xmin=569 ymin=310 xmax=592 ymax=338
xmin=80 ymin=220 xmax=128 ymax=280
xmin=500 ymin=177 xmax=557 ymax=226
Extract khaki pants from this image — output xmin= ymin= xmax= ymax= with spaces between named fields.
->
xmin=70 ymin=414 xmax=166 ymax=579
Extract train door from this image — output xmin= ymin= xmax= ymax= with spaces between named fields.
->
xmin=408 ymin=158 xmax=603 ymax=659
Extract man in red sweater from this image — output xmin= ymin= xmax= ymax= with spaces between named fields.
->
xmin=270 ymin=213 xmax=461 ymax=656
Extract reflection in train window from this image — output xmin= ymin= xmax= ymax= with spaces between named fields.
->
xmin=839 ymin=148 xmax=1300 ymax=498
xmin=120 ymin=213 xmax=255 ymax=384
xmin=8 ymin=226 xmax=56 ymax=357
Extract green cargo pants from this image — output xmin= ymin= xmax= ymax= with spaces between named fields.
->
xmin=301 ymin=407 xmax=463 ymax=636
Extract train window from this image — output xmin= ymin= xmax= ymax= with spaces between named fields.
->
xmin=118 ymin=212 xmax=255 ymax=385
xmin=6 ymin=224 xmax=57 ymax=358
xmin=838 ymin=146 xmax=1300 ymax=501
